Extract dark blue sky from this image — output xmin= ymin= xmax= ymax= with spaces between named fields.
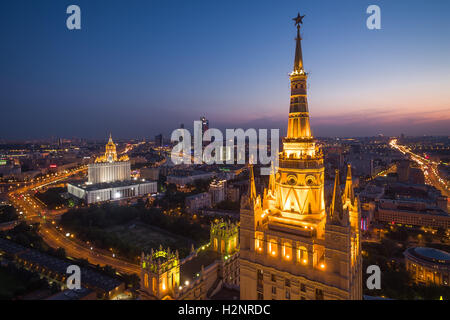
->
xmin=1 ymin=0 xmax=449 ymax=140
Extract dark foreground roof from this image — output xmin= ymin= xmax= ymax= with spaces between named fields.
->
xmin=0 ymin=238 xmax=123 ymax=292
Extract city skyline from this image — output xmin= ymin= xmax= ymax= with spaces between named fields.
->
xmin=1 ymin=0 xmax=450 ymax=139
xmin=0 ymin=3 xmax=449 ymax=303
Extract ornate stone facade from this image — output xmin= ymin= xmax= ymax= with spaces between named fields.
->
xmin=140 ymin=220 xmax=240 ymax=300
xmin=88 ymin=134 xmax=130 ymax=184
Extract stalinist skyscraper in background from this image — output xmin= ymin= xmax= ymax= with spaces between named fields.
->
xmin=239 ymin=14 xmax=362 ymax=300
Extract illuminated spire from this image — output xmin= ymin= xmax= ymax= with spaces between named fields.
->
xmin=286 ymin=13 xmax=312 ymax=140
xmin=108 ymin=132 xmax=113 ymax=143
xmin=330 ymin=170 xmax=345 ymax=224
xmin=249 ymin=164 xmax=256 ymax=201
xmin=343 ymin=164 xmax=354 ymax=203
xmin=268 ymin=167 xmax=275 ymax=195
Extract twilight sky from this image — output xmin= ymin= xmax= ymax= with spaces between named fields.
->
xmin=1 ymin=0 xmax=449 ymax=140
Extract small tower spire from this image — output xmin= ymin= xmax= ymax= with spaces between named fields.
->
xmin=268 ymin=163 xmax=275 ymax=195
xmin=330 ymin=169 xmax=344 ymax=224
xmin=249 ymin=164 xmax=256 ymax=201
xmin=343 ymin=164 xmax=354 ymax=203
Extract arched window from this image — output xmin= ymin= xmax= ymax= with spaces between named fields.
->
xmin=144 ymin=273 xmax=149 ymax=288
xmin=268 ymin=239 xmax=278 ymax=257
xmin=297 ymin=246 xmax=308 ymax=264
xmin=255 ymin=233 xmax=264 ymax=253
xmin=283 ymin=242 xmax=292 ymax=260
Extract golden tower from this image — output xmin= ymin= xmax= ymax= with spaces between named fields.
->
xmin=95 ymin=133 xmax=129 ymax=163
xmin=239 ymin=13 xmax=362 ymax=300
xmin=140 ymin=246 xmax=181 ymax=300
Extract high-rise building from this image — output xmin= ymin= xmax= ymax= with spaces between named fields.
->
xmin=67 ymin=134 xmax=156 ymax=204
xmin=155 ymin=134 xmax=163 ymax=147
xmin=88 ymin=134 xmax=130 ymax=184
xmin=239 ymin=14 xmax=362 ymax=300
xmin=200 ymin=116 xmax=209 ymax=134
xmin=200 ymin=116 xmax=209 ymax=148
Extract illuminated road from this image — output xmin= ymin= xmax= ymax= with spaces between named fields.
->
xmin=39 ymin=225 xmax=140 ymax=274
xmin=8 ymin=166 xmax=140 ymax=275
xmin=390 ymin=139 xmax=450 ymax=199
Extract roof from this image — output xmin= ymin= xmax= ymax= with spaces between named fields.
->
xmin=0 ymin=237 xmax=28 ymax=255
xmin=180 ymin=249 xmax=220 ymax=284
xmin=210 ymin=286 xmax=240 ymax=300
xmin=405 ymin=247 xmax=450 ymax=265
xmin=69 ymin=179 xmax=155 ymax=191
xmin=0 ymin=238 xmax=123 ymax=292
xmin=413 ymin=247 xmax=450 ymax=262
xmin=46 ymin=288 xmax=94 ymax=300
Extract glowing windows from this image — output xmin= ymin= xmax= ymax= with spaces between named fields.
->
xmin=297 ymin=246 xmax=308 ymax=265
xmin=282 ymin=242 xmax=292 ymax=261
xmin=255 ymin=233 xmax=264 ymax=253
xmin=268 ymin=239 xmax=278 ymax=257
xmin=144 ymin=273 xmax=149 ymax=288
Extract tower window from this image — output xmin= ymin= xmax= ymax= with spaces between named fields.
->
xmin=272 ymin=286 xmax=277 ymax=295
xmin=297 ymin=246 xmax=308 ymax=265
xmin=268 ymin=239 xmax=277 ymax=256
xmin=257 ymin=269 xmax=263 ymax=291
xmin=285 ymin=289 xmax=291 ymax=300
xmin=315 ymin=289 xmax=324 ymax=300
xmin=282 ymin=242 xmax=292 ymax=260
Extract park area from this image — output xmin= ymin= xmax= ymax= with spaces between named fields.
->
xmin=105 ymin=221 xmax=195 ymax=257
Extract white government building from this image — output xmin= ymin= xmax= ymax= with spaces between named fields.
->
xmin=67 ymin=134 xmax=157 ymax=204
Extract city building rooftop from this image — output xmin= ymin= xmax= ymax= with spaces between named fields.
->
xmin=71 ymin=179 xmax=152 ymax=191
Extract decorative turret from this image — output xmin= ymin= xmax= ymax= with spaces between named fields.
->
xmin=140 ymin=247 xmax=180 ymax=299
xmin=210 ymin=219 xmax=239 ymax=255
xmin=330 ymin=169 xmax=348 ymax=226
xmin=343 ymin=164 xmax=355 ymax=204
xmin=241 ymin=163 xmax=261 ymax=210
xmin=249 ymin=164 xmax=257 ymax=202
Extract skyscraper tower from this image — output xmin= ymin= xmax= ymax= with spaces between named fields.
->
xmin=239 ymin=14 xmax=362 ymax=300
xmin=200 ymin=116 xmax=209 ymax=134
xmin=200 ymin=116 xmax=210 ymax=147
